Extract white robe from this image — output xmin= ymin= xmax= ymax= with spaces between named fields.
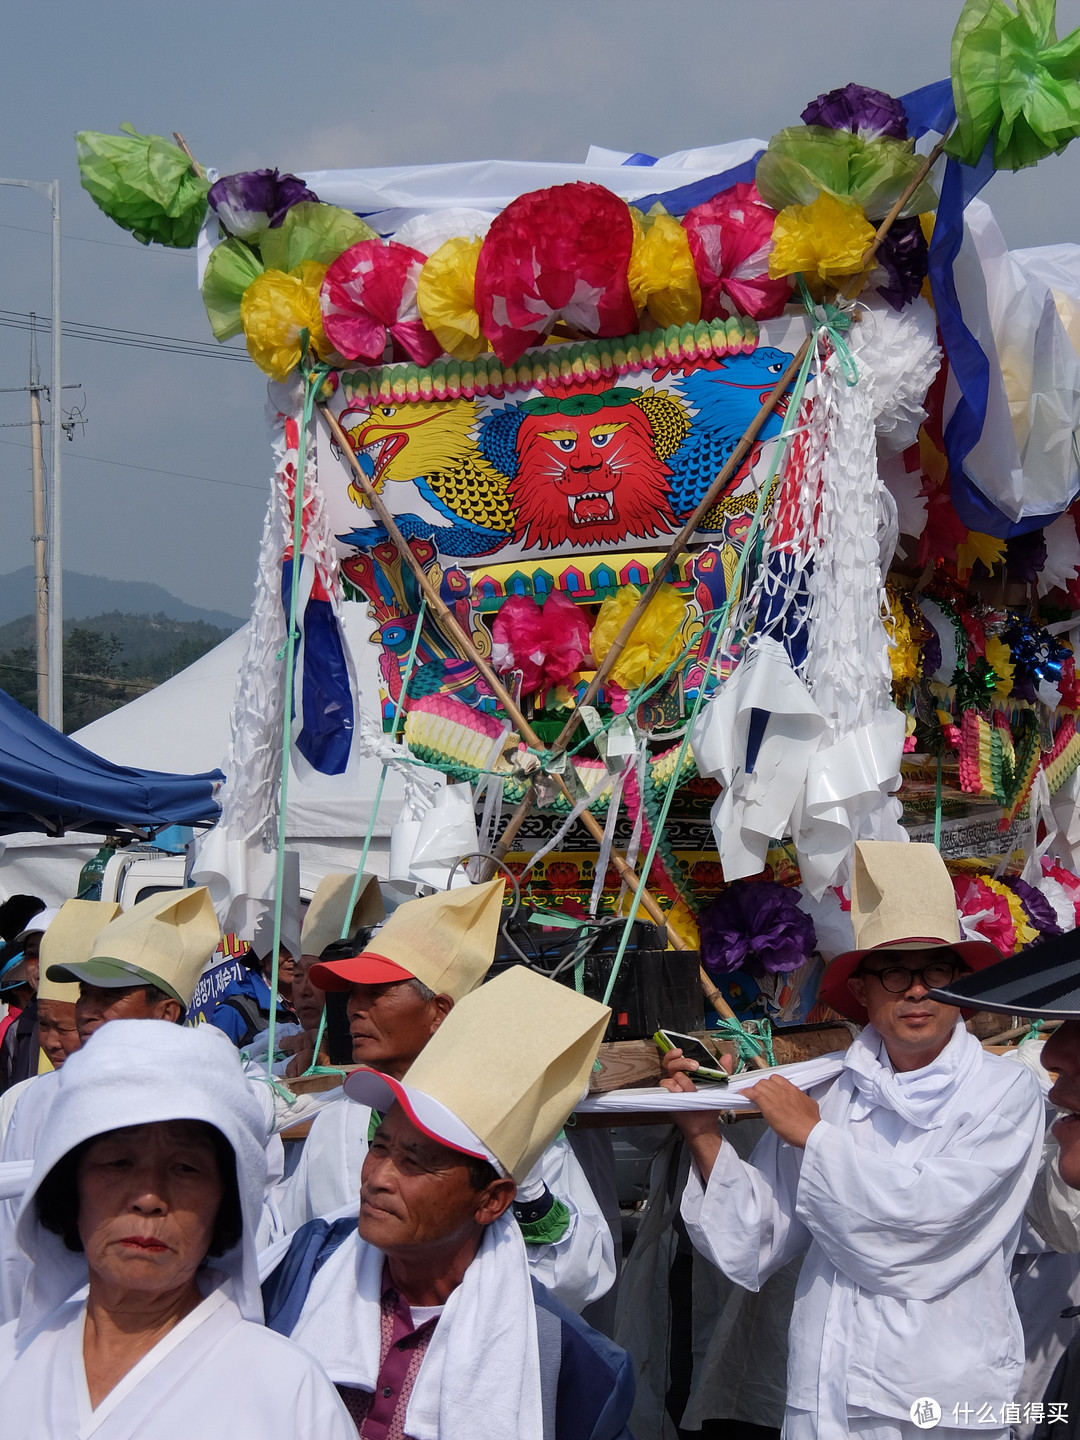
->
xmin=277 ymin=1093 xmax=616 ymax=1313
xmin=0 ymin=1281 xmax=354 ymax=1440
xmin=681 ymin=1023 xmax=1044 ymax=1440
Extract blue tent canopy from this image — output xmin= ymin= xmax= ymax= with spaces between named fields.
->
xmin=0 ymin=688 xmax=223 ymax=838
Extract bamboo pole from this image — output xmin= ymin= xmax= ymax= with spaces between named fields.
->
xmin=320 ymin=402 xmax=687 ymax=944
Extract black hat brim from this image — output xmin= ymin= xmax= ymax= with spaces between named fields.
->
xmin=929 ymin=928 xmax=1080 ymax=1018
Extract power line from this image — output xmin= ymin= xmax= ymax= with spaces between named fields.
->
xmin=0 ymin=435 xmax=267 ymax=494
xmin=0 ymin=218 xmax=190 ymax=256
xmin=0 ymin=309 xmax=250 ymax=364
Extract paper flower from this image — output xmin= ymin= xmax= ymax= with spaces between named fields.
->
xmin=872 ymin=215 xmax=930 ymax=311
xmin=953 ymin=874 xmax=1016 ymax=953
xmin=947 ymin=0 xmax=1080 ymax=170
xmin=491 ymin=593 xmax=593 ymax=694
xmin=417 ymin=236 xmax=487 ymax=360
xmin=699 ymin=881 xmax=817 ymax=977
xmin=259 ymin=202 xmax=377 ymax=272
xmin=756 ymin=126 xmax=937 ymax=221
xmin=1005 ymin=529 xmax=1048 ymax=584
xmin=591 ymin=584 xmax=688 ymax=693
xmin=682 ymin=183 xmax=792 ymax=321
xmin=240 ymin=261 xmax=333 ymax=382
xmin=984 ymin=634 xmax=1014 ymax=697
xmin=321 ymin=239 xmax=442 ymax=367
xmin=207 ymin=168 xmax=318 ymax=240
xmin=768 ymin=192 xmax=876 ymax=287
xmin=76 ymin=124 xmax=209 ymax=248
xmin=956 ymin=529 xmax=1007 ymax=579
xmin=801 ymin=84 xmax=910 ymax=140
xmin=627 ymin=205 xmax=702 ymax=328
xmin=474 ymin=182 xmax=638 ymax=364
xmin=201 ymin=238 xmax=264 ymax=342
xmin=1001 ymin=875 xmax=1064 ymax=937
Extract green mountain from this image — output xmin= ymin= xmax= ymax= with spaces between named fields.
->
xmin=0 ymin=611 xmax=234 ymax=732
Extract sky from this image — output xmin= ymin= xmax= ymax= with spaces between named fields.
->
xmin=3 ymin=0 xmax=1080 ymax=619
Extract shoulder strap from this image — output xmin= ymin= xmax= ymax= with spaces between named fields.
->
xmin=262 ymin=1215 xmax=357 ymax=1335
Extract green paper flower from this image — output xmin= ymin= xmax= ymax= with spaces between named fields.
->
xmin=257 ymin=201 xmax=377 ymax=272
xmin=201 ymin=238 xmax=264 ymax=342
xmin=76 ymin=124 xmax=210 ymax=248
xmin=947 ymin=0 xmax=1080 ymax=170
xmin=755 ymin=126 xmax=937 ymax=221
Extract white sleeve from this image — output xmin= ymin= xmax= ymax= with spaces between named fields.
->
xmin=794 ymin=1066 xmax=1044 ymax=1300
xmin=522 ymin=1136 xmax=617 ymax=1314
xmin=680 ymin=1126 xmax=812 ymax=1292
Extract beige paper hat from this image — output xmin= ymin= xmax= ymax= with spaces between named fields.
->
xmin=344 ymin=964 xmax=610 ymax=1180
xmin=47 ymin=887 xmax=220 ymax=1009
xmin=819 ymin=841 xmax=1003 ymax=1023
xmin=39 ymin=899 xmax=122 ymax=1004
xmin=310 ymin=878 xmax=504 ymax=1000
xmin=300 ymin=872 xmax=385 ymax=958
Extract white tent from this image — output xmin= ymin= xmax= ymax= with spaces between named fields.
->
xmin=0 ymin=603 xmax=408 ymax=904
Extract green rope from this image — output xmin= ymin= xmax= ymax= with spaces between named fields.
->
xmin=1022 ymin=1018 xmax=1044 ymax=1045
xmin=601 ymin=333 xmax=818 ymax=1006
xmin=710 ymin=1017 xmax=776 ymax=1071
xmin=265 ymin=360 xmax=329 ymax=1091
xmin=301 ymin=595 xmax=429 ymax=1077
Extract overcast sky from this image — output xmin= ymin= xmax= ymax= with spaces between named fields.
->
xmin=3 ymin=0 xmax=1080 ymax=618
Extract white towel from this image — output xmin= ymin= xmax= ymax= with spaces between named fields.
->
xmin=290 ymin=1211 xmax=543 ymax=1440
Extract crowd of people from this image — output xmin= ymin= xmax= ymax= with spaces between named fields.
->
xmin=0 ymin=840 xmax=1079 ymax=1440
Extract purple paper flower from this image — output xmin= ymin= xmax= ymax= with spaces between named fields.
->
xmin=699 ymin=882 xmax=817 ymax=978
xmin=1000 ymin=877 xmax=1063 ymax=939
xmin=207 ymin=168 xmax=318 ymax=240
xmin=801 ymin=84 xmax=909 ymax=141
xmin=873 ymin=216 xmax=929 ymax=311
xmin=1005 ymin=529 xmax=1047 ymax=586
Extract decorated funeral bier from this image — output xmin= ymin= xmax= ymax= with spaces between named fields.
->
xmin=75 ymin=0 xmax=1080 ymax=1049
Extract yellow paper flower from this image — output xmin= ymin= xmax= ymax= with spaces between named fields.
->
xmin=768 ymin=192 xmax=876 ymax=287
xmin=883 ymin=590 xmax=922 ymax=692
xmin=240 ymin=260 xmax=332 ymax=382
xmin=984 ymin=635 xmax=1014 ymax=699
xmin=956 ymin=529 xmax=1006 ymax=580
xmin=592 ymin=584 xmax=689 ymax=692
xmin=416 ymin=236 xmax=488 ymax=361
xmin=628 ymin=206 xmax=702 ymax=328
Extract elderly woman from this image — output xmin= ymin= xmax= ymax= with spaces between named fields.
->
xmin=0 ymin=1018 xmax=353 ymax=1439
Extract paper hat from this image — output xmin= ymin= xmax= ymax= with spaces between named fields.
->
xmin=0 ymin=907 xmax=61 ymax=993
xmin=46 ymin=887 xmax=220 ymax=1008
xmin=310 ymin=878 xmax=504 ymax=1000
xmin=344 ymin=964 xmax=610 ymax=1180
xmin=37 ymin=899 xmax=122 ymax=1004
xmin=300 ymin=872 xmax=385 ymax=958
xmin=819 ymin=842 xmax=1003 ymax=1023
xmin=930 ymin=926 xmax=1080 ymax=1018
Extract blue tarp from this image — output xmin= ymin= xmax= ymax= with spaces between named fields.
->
xmin=0 ymin=687 xmax=223 ymax=837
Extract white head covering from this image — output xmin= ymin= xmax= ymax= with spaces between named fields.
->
xmin=15 ymin=1020 xmax=268 ymax=1338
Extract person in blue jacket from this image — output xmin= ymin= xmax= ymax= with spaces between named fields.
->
xmin=208 ymin=943 xmax=296 ymax=1048
xmin=262 ymin=965 xmax=633 ymax=1440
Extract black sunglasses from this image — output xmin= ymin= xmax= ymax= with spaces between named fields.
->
xmin=854 ymin=959 xmax=963 ymax=994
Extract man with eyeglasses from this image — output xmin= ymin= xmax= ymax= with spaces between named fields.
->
xmin=662 ymin=842 xmax=1044 ymax=1440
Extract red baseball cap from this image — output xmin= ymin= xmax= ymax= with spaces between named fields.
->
xmin=308 ymin=946 xmax=415 ymax=992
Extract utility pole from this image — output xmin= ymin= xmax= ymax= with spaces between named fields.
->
xmin=0 ymin=177 xmax=63 ymax=728
xmin=28 ymin=319 xmax=48 ymax=719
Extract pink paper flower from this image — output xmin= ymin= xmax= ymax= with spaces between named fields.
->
xmin=321 ymin=239 xmax=442 ymax=366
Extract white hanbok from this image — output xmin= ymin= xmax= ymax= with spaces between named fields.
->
xmin=0 ymin=1020 xmax=354 ymax=1439
xmin=0 ymin=1282 xmax=354 ymax=1440
xmin=277 ymin=1092 xmax=616 ymax=1312
xmin=681 ymin=1023 xmax=1044 ymax=1440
